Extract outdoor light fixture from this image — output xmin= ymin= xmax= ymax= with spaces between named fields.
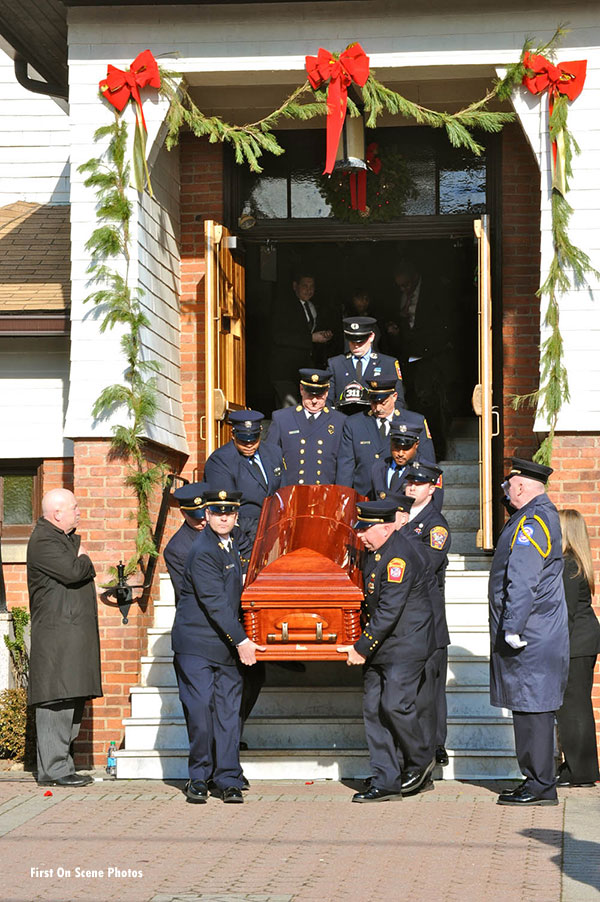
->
xmin=333 ymin=93 xmax=367 ymax=174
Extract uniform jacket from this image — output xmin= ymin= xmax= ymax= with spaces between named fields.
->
xmin=27 ymin=517 xmax=102 ymax=706
xmin=171 ymin=525 xmax=247 ymax=664
xmin=267 ymin=404 xmax=346 ymax=486
xmin=335 ymin=407 xmax=435 ymax=497
xmin=326 ymin=351 xmax=405 ymax=409
xmin=370 ymin=457 xmax=444 ymax=510
xmin=488 ymin=493 xmax=569 ymax=712
xmin=402 ymin=502 xmax=450 ymax=595
xmin=164 ymin=520 xmax=252 ymax=603
xmin=562 ymin=553 xmax=600 ymax=657
xmin=204 ymin=440 xmax=284 ymax=525
xmin=409 ymin=540 xmax=450 ymax=650
xmin=355 ymin=530 xmax=435 ymax=665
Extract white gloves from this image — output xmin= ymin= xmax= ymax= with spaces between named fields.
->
xmin=505 ymin=632 xmax=527 ymax=649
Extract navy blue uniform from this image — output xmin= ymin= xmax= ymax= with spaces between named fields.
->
xmin=488 ymin=492 xmax=569 ymax=799
xmin=403 ymin=504 xmax=451 ymax=751
xmin=327 ymin=351 xmax=405 ymax=409
xmin=336 ymin=408 xmax=434 ymax=497
xmin=355 ymin=530 xmax=435 ymax=791
xmin=370 ymin=457 xmax=444 ymax=510
xmin=164 ymin=520 xmax=252 ymax=604
xmin=204 ymin=440 xmax=284 ymax=543
xmin=171 ymin=525 xmax=249 ymax=789
xmin=267 ymin=404 xmax=346 ymax=486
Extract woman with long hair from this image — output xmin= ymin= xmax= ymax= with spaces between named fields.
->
xmin=556 ymin=509 xmax=600 ymax=786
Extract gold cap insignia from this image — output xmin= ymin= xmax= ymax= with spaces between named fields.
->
xmin=400 ymin=424 xmax=407 ymax=432
xmin=193 ymin=497 xmax=202 ymax=505
xmin=244 ymin=420 xmax=252 ymax=428
xmin=218 ymin=490 xmax=227 ymax=500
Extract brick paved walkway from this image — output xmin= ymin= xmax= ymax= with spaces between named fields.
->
xmin=0 ymin=776 xmax=598 ymax=902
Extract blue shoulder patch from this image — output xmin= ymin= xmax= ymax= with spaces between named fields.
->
xmin=516 ymin=524 xmax=534 ymax=545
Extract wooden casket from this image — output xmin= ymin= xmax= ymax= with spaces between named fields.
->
xmin=241 ymin=484 xmax=365 ymax=660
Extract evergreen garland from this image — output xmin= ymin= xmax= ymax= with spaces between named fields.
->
xmin=79 ymin=116 xmax=167 ymax=578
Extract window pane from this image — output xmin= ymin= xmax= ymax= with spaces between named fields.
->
xmin=242 ymin=176 xmax=288 ymax=219
xmin=439 ymin=163 xmax=486 ymax=214
xmin=403 ymin=159 xmax=436 ymax=215
xmin=3 ymin=475 xmax=33 ymax=525
xmin=291 ymin=169 xmax=333 ymax=218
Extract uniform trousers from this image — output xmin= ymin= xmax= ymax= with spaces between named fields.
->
xmin=363 ymin=657 xmax=430 ymax=792
xmin=241 ymin=661 xmax=266 ymax=723
xmin=416 ymin=646 xmax=448 ymax=755
xmin=512 ymin=710 xmax=557 ymax=799
xmin=174 ymin=652 xmax=244 ymax=790
xmin=556 ymin=655 xmax=600 ymax=784
xmin=35 ymin=697 xmax=86 ymax=782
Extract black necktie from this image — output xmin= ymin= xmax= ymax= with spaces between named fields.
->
xmin=378 ymin=419 xmax=387 ymax=440
xmin=307 ymin=414 xmax=315 ymax=423
xmin=354 ymin=356 xmax=364 ymax=378
xmin=250 ymin=456 xmax=267 ymax=488
xmin=303 ymin=302 xmax=315 ymax=332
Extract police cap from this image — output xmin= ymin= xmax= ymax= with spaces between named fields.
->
xmin=202 ymin=489 xmax=243 ymax=514
xmin=228 ymin=409 xmax=264 ymax=440
xmin=299 ymin=368 xmax=331 ymax=393
xmin=387 ymin=492 xmax=415 ymax=513
xmin=173 ymin=481 xmax=208 ymax=520
xmin=367 ymin=378 xmax=397 ymax=402
xmin=390 ymin=425 xmax=420 ymax=448
xmin=353 ymin=500 xmax=398 ymax=530
xmin=507 ymin=457 xmax=553 ymax=484
xmin=343 ymin=316 xmax=377 ymax=339
xmin=405 ymin=460 xmax=443 ymax=484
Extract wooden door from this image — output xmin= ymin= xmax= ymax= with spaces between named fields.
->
xmin=204 ymin=221 xmax=246 ymax=455
xmin=472 ymin=216 xmax=498 ymax=550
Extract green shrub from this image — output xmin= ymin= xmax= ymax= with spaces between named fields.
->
xmin=0 ymin=688 xmax=35 ymax=763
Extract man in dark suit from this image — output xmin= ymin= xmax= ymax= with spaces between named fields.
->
xmin=336 ymin=379 xmax=435 ymax=497
xmin=402 ymin=461 xmax=451 ymax=767
xmin=267 ymin=368 xmax=346 ymax=486
xmin=171 ymin=490 xmax=266 ymax=805
xmin=269 ymin=272 xmax=334 ymax=407
xmin=204 ymin=410 xmax=284 ymax=547
xmin=489 ymin=458 xmax=569 ymax=806
xmin=337 ymin=501 xmax=436 ymax=802
xmin=385 ymin=261 xmax=459 ymax=459
xmin=327 ymin=316 xmax=405 ymax=410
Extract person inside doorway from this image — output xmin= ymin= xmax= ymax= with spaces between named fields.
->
xmin=269 ymin=271 xmax=334 ymax=407
xmin=343 ymin=290 xmax=382 ymax=352
xmin=327 ymin=316 xmax=405 ymax=411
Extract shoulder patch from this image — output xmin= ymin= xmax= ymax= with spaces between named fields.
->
xmin=435 ymin=474 xmax=443 ymax=489
xmin=387 ymin=557 xmax=406 ymax=583
xmin=430 ymin=526 xmax=448 ymax=550
xmin=424 ymin=418 xmax=432 ymax=439
xmin=510 ymin=515 xmax=551 ymax=557
xmin=395 ymin=359 xmax=402 ymax=380
xmin=516 ymin=525 xmax=534 ymax=545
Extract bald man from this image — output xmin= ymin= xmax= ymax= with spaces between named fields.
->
xmin=27 ymin=489 xmax=102 ymax=786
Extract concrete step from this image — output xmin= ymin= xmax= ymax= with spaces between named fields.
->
xmin=448 ymin=530 xmax=481 ymax=554
xmin=442 ymin=438 xmax=478 ymax=461
xmin=154 ymin=603 xmax=175 ymax=629
xmin=446 ymin=554 xmax=492 ymax=572
xmin=443 ymin=507 xmax=480 ymax=529
xmin=447 ymin=655 xmax=490 ymax=686
xmin=442 ymin=485 xmax=479 ymax=507
xmin=445 ymin=569 xmax=490 ymax=594
xmin=439 ymin=463 xmax=480 ymax=484
xmin=448 ymin=627 xmax=490 ymax=656
xmin=141 ymin=656 xmax=176 ymax=687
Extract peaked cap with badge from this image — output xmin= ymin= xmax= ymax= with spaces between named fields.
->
xmin=507 ymin=457 xmax=553 ymax=484
xmin=228 ymin=409 xmax=264 ymax=440
xmin=173 ymin=481 xmax=209 ymax=520
xmin=326 ymin=322 xmax=405 ymax=410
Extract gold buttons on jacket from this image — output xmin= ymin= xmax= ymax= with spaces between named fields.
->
xmin=300 ymin=439 xmax=306 ymax=444
xmin=374 ymin=553 xmax=381 ymax=561
xmin=318 ymin=439 xmax=323 ymax=445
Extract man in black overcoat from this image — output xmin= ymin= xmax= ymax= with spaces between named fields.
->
xmin=489 ymin=458 xmax=569 ymax=806
xmin=171 ymin=490 xmax=265 ymax=804
xmin=337 ymin=501 xmax=436 ymax=802
xmin=27 ymin=488 xmax=102 ymax=787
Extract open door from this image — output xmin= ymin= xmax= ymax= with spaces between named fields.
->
xmin=472 ymin=215 xmax=498 ymax=550
xmin=204 ymin=221 xmax=246 ymax=455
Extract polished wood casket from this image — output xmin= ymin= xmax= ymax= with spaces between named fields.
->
xmin=241 ymin=484 xmax=365 ymax=660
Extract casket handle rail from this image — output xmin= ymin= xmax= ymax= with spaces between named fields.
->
xmin=267 ymin=620 xmax=337 ymax=643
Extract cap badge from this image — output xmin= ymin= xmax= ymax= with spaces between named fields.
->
xmin=193 ymin=497 xmax=202 ymax=505
xmin=218 ymin=490 xmax=227 ymax=500
xmin=244 ymin=420 xmax=252 ymax=428
xmin=311 ymin=374 xmax=319 ymax=383
xmin=400 ymin=424 xmax=407 ymax=432
xmin=351 ymin=322 xmax=359 ymax=330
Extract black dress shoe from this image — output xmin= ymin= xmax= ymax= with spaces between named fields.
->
xmin=556 ymin=777 xmax=596 ymax=787
xmin=38 ymin=773 xmax=93 ymax=787
xmin=435 ymin=746 xmax=449 ymax=767
xmin=222 ymin=786 xmax=244 ymax=803
xmin=497 ymin=786 xmax=558 ymax=806
xmin=239 ymin=740 xmax=248 ymax=751
xmin=185 ymin=779 xmax=208 ymax=803
xmin=241 ymin=775 xmax=250 ymax=791
xmin=401 ymin=758 xmax=436 ymax=795
xmin=352 ymin=786 xmax=403 ymax=803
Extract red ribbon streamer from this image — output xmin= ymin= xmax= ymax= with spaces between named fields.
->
xmin=99 ymin=49 xmax=161 ymax=131
xmin=522 ymin=51 xmax=586 ymax=180
xmin=305 ymin=42 xmax=370 ymax=175
xmin=348 ymin=143 xmax=382 ymax=212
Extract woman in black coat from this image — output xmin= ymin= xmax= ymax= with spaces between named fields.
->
xmin=556 ymin=509 xmax=600 ymax=787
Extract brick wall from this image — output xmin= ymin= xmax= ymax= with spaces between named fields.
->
xmin=179 ymin=135 xmax=224 ymax=479
xmin=500 ymin=123 xmax=600 ymax=760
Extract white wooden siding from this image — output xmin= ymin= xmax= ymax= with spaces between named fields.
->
xmin=0 ymin=336 xmax=73 ymax=457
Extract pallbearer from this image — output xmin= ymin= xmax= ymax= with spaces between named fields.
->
xmin=171 ymin=490 xmax=265 ymax=805
xmin=402 ymin=461 xmax=451 ymax=767
xmin=267 ymin=368 xmax=346 ymax=485
xmin=337 ymin=501 xmax=436 ymax=802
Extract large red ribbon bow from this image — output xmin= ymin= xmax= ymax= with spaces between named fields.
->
xmin=305 ymin=43 xmax=370 ymax=175
xmin=99 ymin=49 xmax=161 ymax=132
xmin=522 ymin=51 xmax=586 ymax=194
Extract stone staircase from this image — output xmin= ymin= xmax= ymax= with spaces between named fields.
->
xmin=439 ymin=416 xmax=480 ymax=555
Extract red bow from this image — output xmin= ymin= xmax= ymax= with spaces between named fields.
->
xmin=522 ymin=52 xmax=586 ymax=193
xmin=305 ymin=43 xmax=370 ymax=174
xmin=99 ymin=49 xmax=161 ymax=132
